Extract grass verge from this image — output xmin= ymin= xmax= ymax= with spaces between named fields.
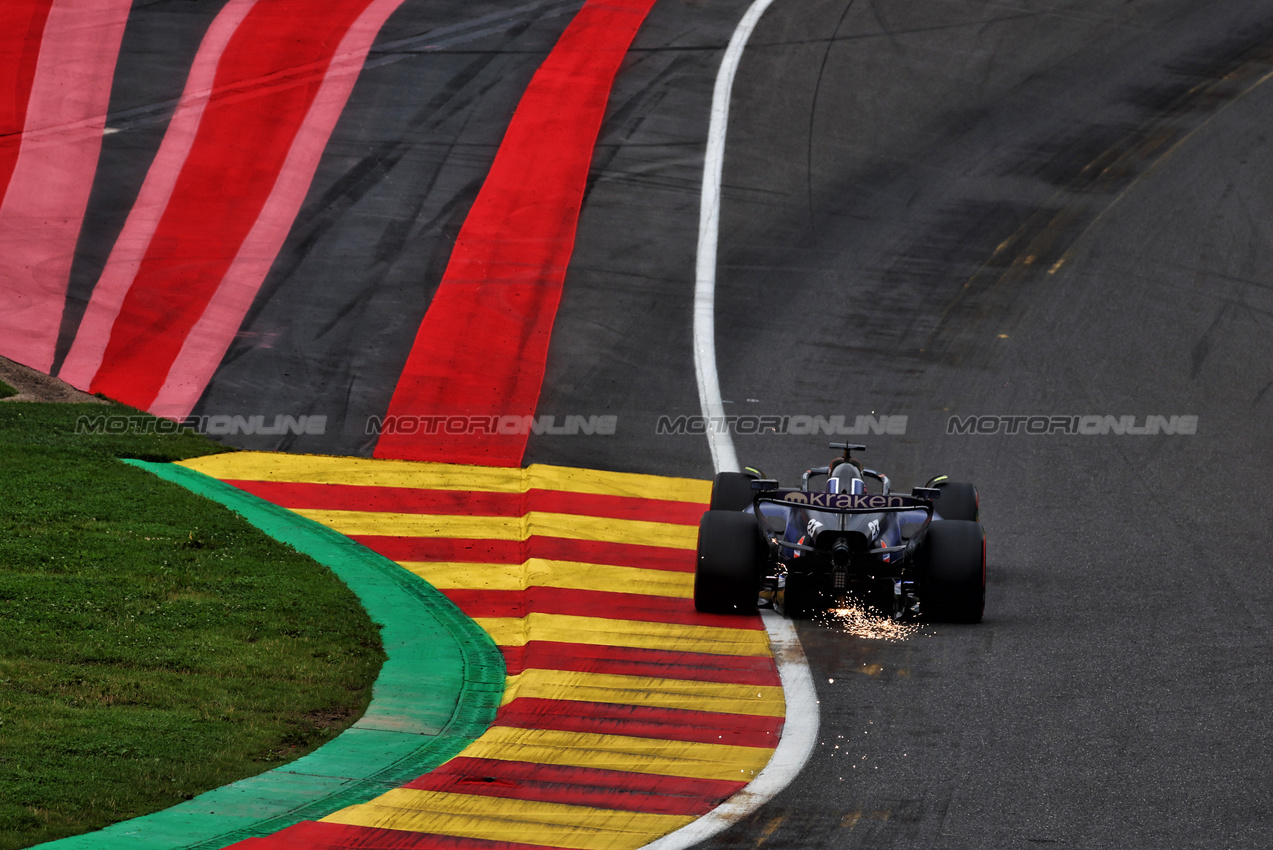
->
xmin=0 ymin=403 xmax=385 ymax=849
xmin=0 ymin=381 xmax=16 ymax=400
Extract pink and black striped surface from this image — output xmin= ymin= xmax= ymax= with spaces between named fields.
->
xmin=1 ymin=0 xmax=658 ymax=467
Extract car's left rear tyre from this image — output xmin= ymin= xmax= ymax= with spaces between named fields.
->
xmin=917 ymin=520 xmax=985 ymax=623
xmin=709 ymin=471 xmax=757 ymax=512
xmin=694 ymin=511 xmax=768 ymax=614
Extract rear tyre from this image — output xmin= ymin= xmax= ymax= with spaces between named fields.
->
xmin=709 ymin=471 xmax=757 ymax=512
xmin=934 ymin=481 xmax=979 ymax=522
xmin=694 ymin=511 xmax=768 ymax=614
xmin=917 ymin=520 xmax=985 ymax=623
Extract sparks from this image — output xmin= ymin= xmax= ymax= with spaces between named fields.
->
xmin=820 ymin=601 xmax=921 ymax=641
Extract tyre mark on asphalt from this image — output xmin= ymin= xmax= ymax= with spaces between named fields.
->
xmin=925 ymin=25 xmax=1273 ymax=367
xmin=805 ymin=0 xmax=856 ymax=244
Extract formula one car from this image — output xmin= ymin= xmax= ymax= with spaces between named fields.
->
xmin=694 ymin=443 xmax=985 ymax=622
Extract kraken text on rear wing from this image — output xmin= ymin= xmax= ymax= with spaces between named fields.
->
xmin=757 ymin=490 xmax=930 ymax=511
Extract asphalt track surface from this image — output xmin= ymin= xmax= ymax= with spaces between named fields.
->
xmin=548 ymin=0 xmax=1273 ymax=845
xmin=10 ymin=0 xmax=1273 ymax=846
xmin=666 ymin=2 xmax=1273 ymax=846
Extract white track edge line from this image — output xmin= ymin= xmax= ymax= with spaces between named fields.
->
xmin=666 ymin=0 xmax=821 ymax=847
xmin=694 ymin=0 xmax=781 ymax=477
xmin=640 ymin=611 xmax=818 ymax=850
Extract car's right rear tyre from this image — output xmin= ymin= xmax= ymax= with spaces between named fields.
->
xmin=917 ymin=520 xmax=985 ymax=623
xmin=694 ymin=511 xmax=768 ymax=614
xmin=709 ymin=471 xmax=757 ymax=512
xmin=933 ymin=480 xmax=979 ymax=521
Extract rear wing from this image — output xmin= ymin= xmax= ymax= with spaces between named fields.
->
xmin=750 ymin=485 xmax=935 ymax=555
xmin=749 ymin=483 xmax=935 ymax=514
